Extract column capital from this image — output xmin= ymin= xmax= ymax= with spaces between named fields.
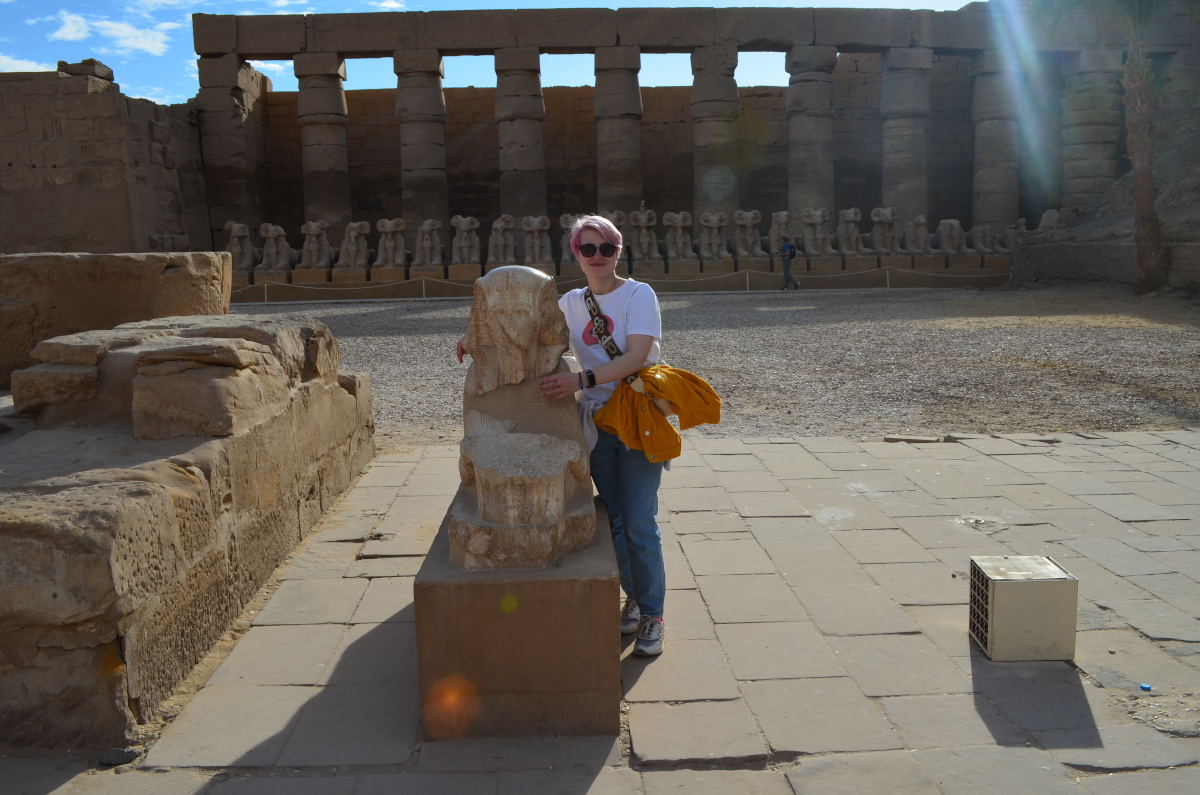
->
xmin=785 ymin=46 xmax=838 ymax=76
xmin=1061 ymin=50 xmax=1124 ymax=76
xmin=495 ymin=47 xmax=541 ymax=73
xmin=692 ymin=46 xmax=737 ymax=76
xmin=294 ymin=52 xmax=345 ymax=79
xmin=881 ymin=46 xmax=933 ymax=72
xmin=394 ymin=49 xmax=444 ymax=76
xmin=595 ymin=46 xmax=640 ymax=72
xmin=971 ymin=49 xmax=1021 ymax=77
xmin=197 ymin=53 xmax=245 ymax=88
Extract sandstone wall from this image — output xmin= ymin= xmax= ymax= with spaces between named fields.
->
xmin=0 ymin=70 xmax=209 ymax=255
xmin=0 ymin=315 xmax=374 ymax=747
xmin=0 ymin=251 xmax=231 ymax=387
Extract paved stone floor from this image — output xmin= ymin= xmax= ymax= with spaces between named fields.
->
xmin=9 ymin=430 xmax=1200 ymax=794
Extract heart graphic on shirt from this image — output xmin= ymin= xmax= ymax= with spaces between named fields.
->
xmin=582 ymin=314 xmax=615 ymax=347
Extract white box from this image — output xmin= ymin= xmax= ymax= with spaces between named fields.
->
xmin=969 ymin=556 xmax=1078 ymax=662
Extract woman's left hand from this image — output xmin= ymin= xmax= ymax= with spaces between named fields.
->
xmin=537 ymin=372 xmax=579 ymax=400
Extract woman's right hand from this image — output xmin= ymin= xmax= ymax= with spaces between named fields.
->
xmin=455 ymin=337 xmax=466 ymax=363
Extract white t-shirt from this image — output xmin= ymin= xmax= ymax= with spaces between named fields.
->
xmin=559 ymin=279 xmax=662 ymax=405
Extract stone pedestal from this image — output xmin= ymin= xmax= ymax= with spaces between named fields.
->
xmin=1059 ymin=51 xmax=1123 ymax=210
xmin=785 ymin=46 xmax=838 ymax=240
xmin=370 ymin=266 xmax=407 ymax=282
xmin=948 ymin=254 xmax=983 ymax=269
xmin=913 ymin=255 xmax=947 ymax=271
xmin=558 ymin=263 xmax=584 ymax=280
xmin=843 ymin=257 xmax=877 ymax=272
xmin=291 ymin=268 xmax=330 ymax=284
xmin=594 ymin=47 xmax=643 ymax=219
xmin=691 ymin=47 xmax=740 ymax=237
xmin=448 ymin=263 xmax=483 ymax=281
xmin=880 ymin=47 xmax=932 ymax=225
xmin=411 ymin=265 xmax=446 ymax=280
xmin=256 ymin=270 xmax=291 ymax=284
xmin=984 ymin=254 xmax=1012 ymax=270
xmin=331 ymin=267 xmax=368 ymax=283
xmin=231 ymin=272 xmax=253 ymax=288
xmin=414 ymin=500 xmax=620 ymax=738
xmin=631 ymin=261 xmax=666 ymax=277
xmin=668 ymin=259 xmax=701 ymax=275
xmin=496 ymin=48 xmax=547 ymax=222
xmin=702 ymin=257 xmax=735 ymax=274
xmin=808 ymin=256 xmax=842 ymax=273
xmin=737 ymin=256 xmax=772 ymax=273
xmin=879 ymin=254 xmax=913 ymax=269
xmin=295 ymin=54 xmax=352 ymax=247
xmin=972 ymin=51 xmax=1021 ymax=230
xmin=395 ymin=50 xmax=450 ymax=236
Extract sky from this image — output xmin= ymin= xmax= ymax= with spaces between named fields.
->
xmin=0 ymin=1 xmax=973 ymax=105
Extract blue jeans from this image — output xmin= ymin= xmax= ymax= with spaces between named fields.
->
xmin=590 ymin=428 xmax=666 ymax=618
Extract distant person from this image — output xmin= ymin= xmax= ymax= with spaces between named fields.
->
xmin=779 ymin=235 xmax=799 ymax=290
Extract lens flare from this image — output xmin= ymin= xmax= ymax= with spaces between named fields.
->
xmin=500 ymin=594 xmax=519 ymax=614
xmin=422 ymin=675 xmax=480 ymax=740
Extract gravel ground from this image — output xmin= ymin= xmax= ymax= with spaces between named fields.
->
xmin=234 ymin=283 xmax=1200 ymax=448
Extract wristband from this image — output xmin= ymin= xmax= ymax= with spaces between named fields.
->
xmin=585 ymin=369 xmax=597 ymax=388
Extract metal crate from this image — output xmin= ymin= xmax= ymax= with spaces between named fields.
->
xmin=969 ymin=556 xmax=1078 ymax=662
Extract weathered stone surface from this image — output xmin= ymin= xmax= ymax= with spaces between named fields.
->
xmin=11 ymin=364 xmax=98 ymax=413
xmin=0 ymin=252 xmax=231 ymax=387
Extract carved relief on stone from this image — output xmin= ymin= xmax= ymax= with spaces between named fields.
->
xmin=698 ymin=212 xmax=730 ymax=262
xmin=521 ymin=216 xmax=554 ymax=267
xmin=413 ymin=219 xmax=444 ymax=267
xmin=662 ymin=212 xmax=697 ymax=262
xmin=869 ymin=208 xmax=900 ymax=254
xmin=559 ymin=214 xmax=579 ymax=265
xmin=733 ymin=210 xmax=767 ymax=259
xmin=374 ymin=219 xmax=406 ymax=267
xmin=462 ymin=266 xmax=568 ymax=397
xmin=339 ymin=221 xmax=372 ymax=268
xmin=257 ymin=224 xmax=300 ymax=271
xmin=298 ymin=220 xmax=334 ymax=269
xmin=801 ymin=208 xmax=836 ymax=257
xmin=768 ymin=211 xmax=788 ymax=258
xmin=902 ymin=215 xmax=933 ymax=255
xmin=224 ymin=221 xmax=260 ymax=272
xmin=628 ymin=202 xmax=663 ymax=263
xmin=834 ymin=209 xmax=872 ymax=257
xmin=450 ymin=215 xmax=481 ymax=266
xmin=487 ymin=215 xmax=517 ymax=268
xmin=931 ymin=219 xmax=977 ymax=255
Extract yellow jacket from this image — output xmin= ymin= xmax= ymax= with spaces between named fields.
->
xmin=594 ymin=365 xmax=722 ymax=463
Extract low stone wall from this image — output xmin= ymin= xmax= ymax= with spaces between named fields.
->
xmin=0 ymin=315 xmax=374 ymax=748
xmin=0 ymin=251 xmax=231 ymax=387
xmin=1010 ymin=242 xmax=1138 ymax=285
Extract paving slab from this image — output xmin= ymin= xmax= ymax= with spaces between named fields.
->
xmin=356 ymin=772 xmax=497 ymax=795
xmin=663 ymin=587 xmax=716 ymax=640
xmin=693 ymin=438 xmax=751 ymax=455
xmin=841 ymin=469 xmax=920 ymax=492
xmin=143 ymin=685 xmax=313 ymax=767
xmin=279 ymin=541 xmax=360 ymax=580
xmin=906 ymin=604 xmax=974 ymax=658
xmin=798 ymin=436 xmax=860 ymax=454
xmin=0 ymin=758 xmax=99 ymax=795
xmin=252 ymin=578 xmax=367 ymax=626
xmin=1027 ymin=508 xmax=1137 ymax=537
xmin=785 ymin=749 xmax=940 ymax=794
xmin=661 ymin=466 xmax=721 ymax=488
xmin=957 ymin=437 xmax=1037 ymax=456
xmin=319 ymin=622 xmax=418 ymax=686
xmin=660 ymin=487 xmax=735 ymax=512
xmin=1078 ymin=493 xmax=1185 ymax=522
xmin=703 ymin=454 xmax=766 ymax=472
xmin=864 ymin=562 xmax=968 ymax=605
xmin=728 ymin=490 xmax=811 ymax=518
xmin=940 ymin=497 xmax=1037 ymax=524
xmin=1124 ymin=479 xmax=1200 ymax=506
xmin=621 ymin=638 xmax=740 ymax=702
xmin=1036 ymin=723 xmax=1198 ymax=771
xmin=998 ymin=484 xmax=1089 ymax=511
xmin=679 ymin=537 xmax=775 ymax=575
xmin=311 ymin=512 xmax=381 ymax=542
xmin=930 ymin=544 xmax=1012 ymax=571
xmin=747 ymin=516 xmax=837 ymax=549
xmin=643 ymin=768 xmax=791 ymax=794
xmin=397 ymin=474 xmax=461 ymax=497
xmin=913 ymin=746 xmax=1084 ymax=795
xmin=795 ymin=584 xmax=920 ymax=636
xmin=628 ymin=701 xmax=767 ymax=765
xmin=716 ymin=470 xmax=787 ymax=492
xmin=896 ymin=515 xmax=999 ymax=548
xmin=1062 ymin=538 xmax=1176 ymax=576
xmin=997 ymin=455 xmax=1081 ymax=473
xmin=1124 ymin=535 xmax=1194 ymax=552
xmin=669 ymin=511 xmax=749 ymax=535
xmin=951 ymin=460 xmax=1042 ymax=486
xmin=277 ymin=681 xmax=419 ymax=766
xmin=696 ymin=573 xmax=808 ymax=623
xmin=966 ymin=659 xmax=1127 ymax=732
xmin=1152 ymin=549 xmax=1200 ymax=581
xmin=343 ymin=556 xmax=424 ymax=578
xmin=827 ymin=634 xmax=973 ymax=696
xmin=498 ymin=767 xmax=643 ymax=795
xmin=671 ymin=448 xmax=706 ymax=467
xmin=1080 ymin=766 xmax=1200 ymax=793
xmin=57 ymin=769 xmax=214 ymax=794
xmin=206 ymin=624 xmax=346 ymax=687
xmin=1094 ymin=598 xmax=1200 ymax=642
xmin=355 ymin=463 xmax=414 ymax=488
xmin=814 ymin=452 xmax=891 ymax=471
xmin=1054 ymin=556 xmax=1155 ymax=603
xmin=784 ymin=482 xmax=899 ymax=530
xmin=761 ymin=456 xmax=840 ymax=480
xmin=207 ymin=775 xmax=355 ymax=795
xmin=769 ymin=545 xmax=874 ymax=587
xmin=859 ymin=490 xmax=959 ymax=518
xmin=335 ymin=485 xmax=401 ymax=515
xmin=880 ymin=693 xmax=1025 ymax=749
xmin=410 ymin=456 xmax=460 ymax=476
xmin=832 ymin=529 xmax=936 ymax=564
xmin=350 ymin=576 xmax=415 ymax=623
xmin=1037 ymin=471 xmax=1133 ymax=495
xmin=1127 ymin=573 xmax=1200 ymax=618
xmin=741 ymin=678 xmax=903 ymax=754
xmin=416 ymin=735 xmax=619 ymax=771
xmin=714 ymin=621 xmax=845 ymax=680
xmin=1072 ymin=627 xmax=1200 ymax=694
xmin=661 ymin=533 xmax=696 ymax=589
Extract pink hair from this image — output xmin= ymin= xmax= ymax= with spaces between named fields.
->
xmin=570 ymin=215 xmax=623 ymax=258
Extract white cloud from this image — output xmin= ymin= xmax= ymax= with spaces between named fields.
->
xmin=125 ymin=85 xmax=185 ymax=104
xmin=50 ymin=12 xmax=91 ymax=42
xmin=94 ymin=20 xmax=180 ymax=56
xmin=374 ymin=0 xmax=406 ymax=8
xmin=249 ymin=60 xmax=286 ymax=73
xmin=0 ymin=53 xmax=54 ymax=71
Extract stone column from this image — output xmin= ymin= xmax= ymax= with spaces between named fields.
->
xmin=879 ymin=47 xmax=932 ymax=225
xmin=495 ymin=47 xmax=547 ymax=220
xmin=1059 ymin=51 xmax=1123 ymax=210
xmin=593 ymin=46 xmax=643 ymax=219
xmin=294 ymin=53 xmax=352 ymax=245
xmin=691 ymin=46 xmax=740 ymax=229
xmin=1161 ymin=50 xmax=1200 ymax=135
xmin=785 ymin=46 xmax=838 ymax=239
xmin=195 ymin=53 xmax=269 ymax=249
xmin=394 ymin=49 xmax=450 ymax=235
xmin=971 ymin=51 xmax=1021 ymax=229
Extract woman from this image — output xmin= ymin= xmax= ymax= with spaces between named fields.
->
xmin=537 ymin=215 xmax=667 ymax=657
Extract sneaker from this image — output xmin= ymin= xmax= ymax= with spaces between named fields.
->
xmin=633 ymin=616 xmax=665 ymax=656
xmin=620 ymin=599 xmax=641 ymax=635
